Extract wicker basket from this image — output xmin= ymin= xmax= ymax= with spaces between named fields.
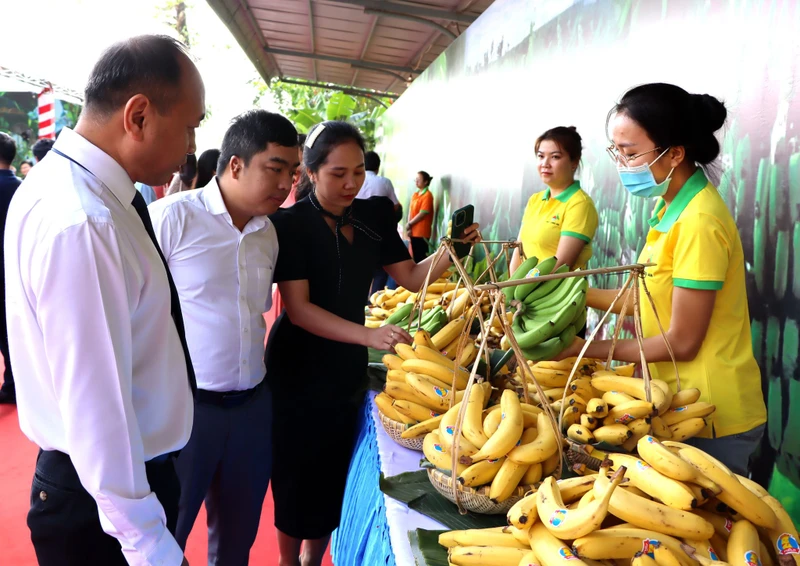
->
xmin=378 ymin=411 xmax=424 ymax=452
xmin=427 ymin=467 xmax=532 ymax=515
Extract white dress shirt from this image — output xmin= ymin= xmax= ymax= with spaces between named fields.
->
xmin=356 ymin=171 xmax=399 ymax=204
xmin=4 ymin=128 xmax=192 ymax=566
xmin=148 ymin=177 xmax=277 ymax=392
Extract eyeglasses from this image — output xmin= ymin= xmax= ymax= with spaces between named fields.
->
xmin=606 ymin=144 xmax=662 ymax=167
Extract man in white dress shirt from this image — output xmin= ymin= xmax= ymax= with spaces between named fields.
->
xmin=149 ymin=110 xmax=300 ymax=565
xmin=4 ymin=35 xmax=204 ymax=566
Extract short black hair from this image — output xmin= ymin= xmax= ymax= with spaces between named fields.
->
xmin=610 ymin=83 xmax=727 ymax=166
xmin=303 ymin=121 xmax=365 ymax=174
xmin=298 ymin=133 xmax=307 ymax=147
xmin=218 ymin=110 xmax=298 ymax=175
xmin=0 ymin=132 xmax=16 ymax=165
xmin=32 ymin=138 xmax=54 ymax=162
xmin=196 ymin=148 xmax=220 ymax=188
xmin=21 ymin=159 xmax=34 ymax=167
xmin=364 ymin=151 xmax=380 ymax=172
xmin=84 ymin=34 xmax=191 ymax=117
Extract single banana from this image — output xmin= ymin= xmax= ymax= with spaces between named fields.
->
xmin=400 ymin=414 xmax=444 ymax=439
xmin=451 ymin=528 xmax=530 ymax=549
xmin=655 ymin=544 xmax=688 ymax=566
xmin=669 ymin=418 xmax=708 ymax=442
xmin=522 ymin=462 xmax=543 ymax=486
xmin=613 ymin=363 xmax=637 ymax=377
xmin=568 ymin=424 xmax=596 ymax=444
xmin=670 ymin=388 xmax=702 ymax=409
xmin=760 ymin=495 xmax=800 ymax=565
xmin=459 ymin=457 xmax=505 ymax=488
xmin=490 ymin=457 xmax=530 ymax=502
xmin=651 ymin=417 xmax=672 ymax=439
xmin=692 ymin=509 xmax=734 ymax=540
xmin=406 ymin=373 xmax=469 ymax=411
xmin=593 ymin=462 xmax=714 ymax=539
xmin=386 ymin=369 xmax=407 ymax=383
xmin=529 ymin=522 xmax=591 ymax=566
xmin=581 ymin=414 xmax=600 ymax=430
xmin=462 ymin=383 xmax=490 ymax=448
xmin=727 ymin=520 xmax=764 ymax=566
xmin=438 ymin=401 xmax=479 ymax=457
xmin=394 ymin=342 xmax=417 ymax=360
xmin=423 ymin=431 xmax=467 ymax=475
xmin=383 ymin=354 xmax=405 ymax=371
xmin=572 ymin=527 xmax=694 ymax=565
xmin=628 ymin=418 xmax=652 ymax=437
xmin=518 ymin=550 xmax=539 ymax=566
xmin=432 ymin=317 xmax=467 ymax=350
xmin=469 ymin=389 xmax=524 ymax=462
xmin=439 ymin=527 xmax=507 ymax=548
xmin=633 ymin=552 xmax=660 ymax=566
xmin=529 ymin=367 xmax=571 ymax=388
xmin=402 ymin=357 xmax=471 ymax=390
xmin=587 ymin=398 xmax=610 ymax=418
xmin=602 ymin=390 xmax=637 ymax=407
xmin=592 ymin=424 xmax=633 ymax=446
xmin=674 ymin=446 xmax=777 ymax=529
xmin=393 ymin=399 xmax=442 ymax=422
xmin=661 ymin=403 xmax=716 ymax=427
xmin=504 ymin=256 xmax=539 ymax=302
xmin=604 ymin=453 xmax=697 ymax=510
xmin=506 ymin=411 xmax=559 ymax=465
xmin=636 ymin=436 xmax=720 ymax=494
xmin=651 ymin=379 xmax=674 ymax=415
xmin=386 ymin=380 xmax=450 ymax=411
xmin=484 ymin=407 xmax=504 ymax=437
xmin=505 ymin=524 xmax=533 ymax=546
xmin=449 ymin=545 xmax=531 ymax=565
xmin=459 ymin=341 xmax=479 ymax=367
xmin=375 ymin=392 xmax=416 ymax=424
xmin=536 ymin=468 xmax=625 ymax=540
xmin=734 ymin=475 xmax=769 ymax=499
xmin=508 ymin=491 xmax=539 ymax=529
xmin=591 ymin=375 xmax=668 ymax=413
xmin=602 ymin=401 xmax=657 ymax=426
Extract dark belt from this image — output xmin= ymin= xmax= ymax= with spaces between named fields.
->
xmin=37 ymin=449 xmax=175 ymax=487
xmin=196 ymin=380 xmax=262 ymax=408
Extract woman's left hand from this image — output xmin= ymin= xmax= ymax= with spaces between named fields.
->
xmin=460 ymin=223 xmax=482 ymax=244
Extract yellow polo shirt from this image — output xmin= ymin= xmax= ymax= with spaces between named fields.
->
xmin=638 ymin=169 xmax=766 ymax=438
xmin=518 ymin=182 xmax=598 ymax=269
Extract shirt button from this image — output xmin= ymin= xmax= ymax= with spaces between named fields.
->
xmin=242 ymin=360 xmax=248 ymax=365
xmin=39 ymin=491 xmax=47 ymax=501
xmin=244 ymin=327 xmax=249 ymax=333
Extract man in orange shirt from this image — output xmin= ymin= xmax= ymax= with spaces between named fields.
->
xmin=405 ymin=170 xmax=434 ymax=262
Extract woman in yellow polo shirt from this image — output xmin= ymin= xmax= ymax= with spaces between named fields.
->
xmin=559 ymin=83 xmax=766 ymax=475
xmin=510 ymin=126 xmax=598 ymax=274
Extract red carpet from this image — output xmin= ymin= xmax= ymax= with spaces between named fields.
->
xmin=0 ymin=377 xmax=333 ymax=565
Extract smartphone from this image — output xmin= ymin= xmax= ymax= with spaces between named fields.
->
xmin=450 ymin=204 xmax=475 ymax=258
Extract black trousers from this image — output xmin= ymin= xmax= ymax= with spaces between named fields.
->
xmin=410 ymin=237 xmax=429 ymax=263
xmin=28 ymin=449 xmax=181 ymax=566
xmin=0 ymin=321 xmax=14 ymax=395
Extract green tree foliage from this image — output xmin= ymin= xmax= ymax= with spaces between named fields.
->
xmin=251 ymin=79 xmax=391 ymax=149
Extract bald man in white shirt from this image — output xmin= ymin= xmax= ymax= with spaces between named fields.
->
xmin=4 ymin=35 xmax=204 ymax=566
xmin=149 ymin=110 xmax=300 ymax=565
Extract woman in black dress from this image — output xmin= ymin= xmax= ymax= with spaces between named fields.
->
xmin=265 ymin=121 xmax=480 ymax=566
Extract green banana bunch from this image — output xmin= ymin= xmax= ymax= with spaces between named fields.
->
xmin=505 ymin=256 xmax=588 ymax=361
xmin=394 ymin=305 xmax=449 ymax=336
xmin=502 ymin=256 xmax=539 ymax=303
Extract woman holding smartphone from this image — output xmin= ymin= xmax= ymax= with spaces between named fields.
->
xmin=265 ymin=121 xmax=480 ymax=566
xmin=510 ymin=126 xmax=599 ymax=273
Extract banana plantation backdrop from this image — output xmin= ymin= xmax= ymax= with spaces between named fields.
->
xmin=377 ymin=0 xmax=800 ymax=498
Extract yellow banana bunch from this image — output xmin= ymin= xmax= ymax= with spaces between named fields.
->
xmin=432 ymin=317 xmax=468 ymax=350
xmin=469 ymin=389 xmax=524 ymax=463
xmin=536 ymin=467 xmax=625 ymax=539
xmin=604 ymin=453 xmax=698 ymax=510
xmin=636 ymin=436 xmax=720 ymax=493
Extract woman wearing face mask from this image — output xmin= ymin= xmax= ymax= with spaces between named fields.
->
xmin=559 ymin=83 xmax=766 ymax=475
xmin=265 ymin=121 xmax=481 ymax=566
xmin=510 ymin=126 xmax=599 ymax=274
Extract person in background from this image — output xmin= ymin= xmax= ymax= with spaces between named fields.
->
xmin=509 ymin=126 xmax=598 ymax=274
xmin=0 ymin=132 xmax=21 ymax=405
xmin=406 ymin=170 xmax=434 ymax=262
xmin=135 ymin=181 xmax=158 ymax=205
xmin=166 ymin=152 xmax=197 ymax=196
xmin=265 ymin=121 xmax=481 ymax=566
xmin=558 ymin=83 xmax=767 ymax=475
xmin=195 ymin=147 xmax=220 ymax=189
xmin=32 ymin=138 xmax=55 ymax=162
xmin=150 ymin=110 xmax=299 ymax=565
xmin=19 ymin=159 xmax=34 ymax=177
xmin=4 ymin=35 xmax=203 ymax=565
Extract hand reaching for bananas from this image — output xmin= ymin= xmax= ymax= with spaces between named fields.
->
xmin=368 ymin=324 xmax=413 ymax=351
xmin=553 ymin=335 xmax=586 ymax=361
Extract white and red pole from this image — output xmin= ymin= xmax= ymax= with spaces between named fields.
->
xmin=37 ymin=84 xmax=56 ymax=140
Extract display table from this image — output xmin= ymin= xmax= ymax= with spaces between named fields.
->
xmin=331 ymin=392 xmax=446 ymax=566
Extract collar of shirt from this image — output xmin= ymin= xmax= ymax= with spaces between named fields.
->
xmin=365 ymin=171 xmax=377 ymax=178
xmin=0 ymin=169 xmax=17 ymax=178
xmin=54 ymin=128 xmax=137 ymax=209
xmin=200 ymin=176 xmax=269 ymax=234
xmin=648 ymin=169 xmax=708 ymax=232
xmin=542 ymin=181 xmax=581 ymax=202
xmin=416 ymin=187 xmax=429 ymax=195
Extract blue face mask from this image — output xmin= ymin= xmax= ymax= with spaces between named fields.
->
xmin=617 ymin=147 xmax=674 ymax=198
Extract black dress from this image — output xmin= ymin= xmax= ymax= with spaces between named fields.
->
xmin=265 ymin=195 xmax=411 ymax=540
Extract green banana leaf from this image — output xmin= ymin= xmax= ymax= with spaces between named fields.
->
xmin=408 ymin=529 xmax=449 ymax=566
xmin=326 ymin=92 xmax=357 ymax=121
xmin=289 ymin=108 xmax=323 ymax=132
xmin=379 ymin=470 xmax=507 ymax=530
